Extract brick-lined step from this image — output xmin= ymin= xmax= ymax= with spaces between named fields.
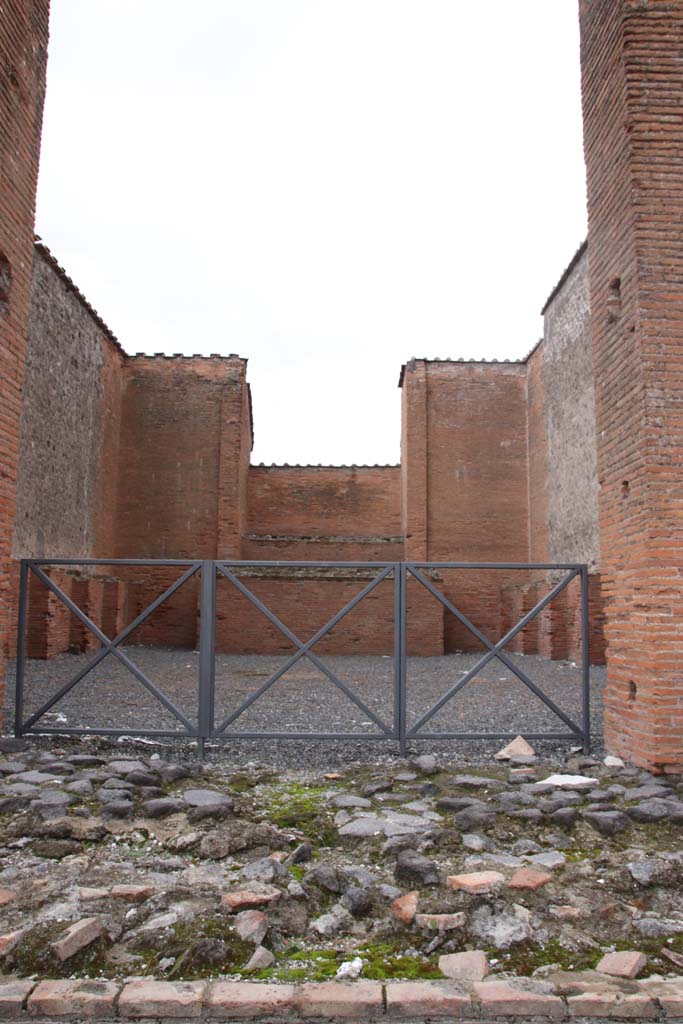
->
xmin=1 ymin=976 xmax=682 ymax=1020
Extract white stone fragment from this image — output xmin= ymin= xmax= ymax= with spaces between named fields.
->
xmin=336 ymin=957 xmax=363 ymax=980
xmin=535 ymin=773 xmax=598 ymax=788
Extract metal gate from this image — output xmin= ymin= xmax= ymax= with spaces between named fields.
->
xmin=13 ymin=558 xmax=591 ymax=754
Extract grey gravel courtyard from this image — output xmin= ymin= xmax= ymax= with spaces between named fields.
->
xmin=3 ymin=649 xmax=605 ymax=767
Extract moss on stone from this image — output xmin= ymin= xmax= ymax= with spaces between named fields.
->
xmin=9 ymin=922 xmax=110 ymax=979
xmin=132 ymin=913 xmax=254 ymax=979
xmin=487 ymin=937 xmax=601 ymax=976
xmin=258 ymin=781 xmax=337 ymax=846
xmin=254 ymin=940 xmax=443 ymax=982
xmin=357 ymin=940 xmax=444 ymax=980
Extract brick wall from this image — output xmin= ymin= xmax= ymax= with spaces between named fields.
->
xmin=500 ymin=573 xmax=606 ymax=665
xmin=580 ymin=0 xmax=683 ymax=771
xmin=401 ymin=360 xmax=531 ymax=652
xmin=94 ymin=325 xmax=125 ymax=558
xmin=24 ymin=568 xmax=133 ymax=659
xmin=9 ymin=260 xmax=610 ymax=671
xmin=214 ymin=569 xmax=443 ymax=656
xmin=217 ymin=362 xmax=252 ymax=559
xmin=400 ymin=361 xmax=428 ymax=560
xmin=526 ymin=343 xmax=551 ymax=565
xmin=115 ymin=355 xmax=248 ymax=559
xmin=244 ymin=465 xmax=403 ymax=562
xmin=110 ymin=355 xmax=250 ymax=653
xmin=121 ymin=566 xmax=197 ymax=651
xmin=0 ymin=0 xmax=50 ymax=693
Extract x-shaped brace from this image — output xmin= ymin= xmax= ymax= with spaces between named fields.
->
xmin=214 ymin=565 xmax=395 ymax=736
xmin=22 ymin=563 xmax=201 ymax=733
xmin=407 ymin=567 xmax=582 ymax=736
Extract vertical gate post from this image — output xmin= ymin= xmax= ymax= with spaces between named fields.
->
xmin=198 ymin=560 xmax=216 ymax=759
xmin=398 ymin=563 xmax=407 ymax=756
xmin=393 ymin=564 xmax=401 ymax=745
xmin=580 ymin=565 xmax=591 ymax=753
xmin=14 ymin=560 xmax=29 ymax=737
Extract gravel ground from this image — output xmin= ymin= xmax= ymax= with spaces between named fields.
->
xmin=3 ymin=647 xmax=605 ymax=768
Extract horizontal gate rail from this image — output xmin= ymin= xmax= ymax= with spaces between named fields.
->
xmin=13 ymin=558 xmax=592 ymax=754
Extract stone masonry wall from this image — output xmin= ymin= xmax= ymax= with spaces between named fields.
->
xmin=7 ymin=245 xmax=126 ymax=662
xmin=542 ymin=243 xmax=600 ymax=570
xmin=13 ymin=245 xmax=124 ymax=560
xmin=580 ymin=0 xmax=683 ymax=770
xmin=0 ymin=0 xmax=50 ymax=686
xmin=524 ymin=245 xmax=605 ymax=664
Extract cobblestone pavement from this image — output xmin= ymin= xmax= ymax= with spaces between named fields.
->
xmin=0 ymin=741 xmax=681 ymax=1015
xmin=4 ymin=650 xmax=605 ymax=768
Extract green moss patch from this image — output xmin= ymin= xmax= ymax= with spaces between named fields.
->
xmin=254 ymin=939 xmax=444 ymax=982
xmin=357 ymin=940 xmax=444 ymax=980
xmin=487 ymin=938 xmax=601 ymax=976
xmin=257 ymin=782 xmax=337 ymax=846
xmin=8 ymin=922 xmax=110 ymax=979
xmin=130 ymin=914 xmax=253 ymax=979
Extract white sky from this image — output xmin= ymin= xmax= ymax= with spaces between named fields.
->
xmin=35 ymin=1 xmax=587 ymax=465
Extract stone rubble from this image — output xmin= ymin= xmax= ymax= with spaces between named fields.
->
xmin=0 ymin=736 xmax=681 ymax=1006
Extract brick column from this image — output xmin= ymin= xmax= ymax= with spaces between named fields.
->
xmin=580 ymin=0 xmax=683 ymax=770
xmin=0 ymin=1 xmax=50 ymax=706
xmin=217 ymin=361 xmax=251 ymax=559
xmin=400 ymin=360 xmax=428 ymax=560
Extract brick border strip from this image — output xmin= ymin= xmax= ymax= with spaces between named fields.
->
xmin=1 ymin=977 xmax=683 ymax=1020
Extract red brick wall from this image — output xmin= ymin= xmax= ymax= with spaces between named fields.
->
xmin=24 ymin=568 xmax=137 ymax=660
xmin=121 ymin=566 xmax=198 ymax=650
xmin=400 ymin=362 xmax=428 ymax=560
xmin=0 ymin=0 xmax=50 ymax=700
xmin=214 ymin=570 xmax=443 ymax=656
xmin=115 ymin=355 xmax=247 ymax=559
xmin=94 ymin=339 xmax=125 ymax=557
xmin=500 ymin=573 xmax=606 ymax=666
xmin=402 ymin=361 xmax=531 ymax=652
xmin=526 ymin=345 xmax=550 ymax=564
xmin=244 ymin=465 xmax=403 ymax=562
xmin=237 ymin=385 xmax=253 ymax=557
xmin=217 ymin=360 xmax=251 ymax=558
xmin=111 ymin=356 xmax=249 ymax=651
xmin=25 ymin=568 xmax=72 ymax=659
xmin=580 ymin=0 xmax=683 ymax=770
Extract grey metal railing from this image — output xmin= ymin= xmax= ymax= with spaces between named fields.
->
xmin=13 ymin=558 xmax=591 ymax=755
